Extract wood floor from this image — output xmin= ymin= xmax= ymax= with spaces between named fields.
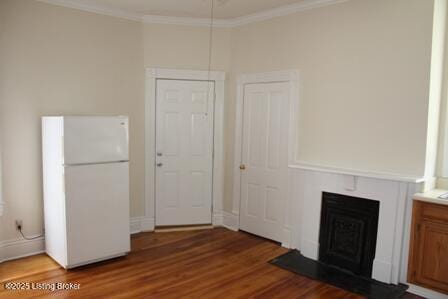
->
xmin=1 ymin=228 xmax=422 ymax=298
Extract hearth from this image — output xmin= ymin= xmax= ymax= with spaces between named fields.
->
xmin=319 ymin=192 xmax=380 ymax=277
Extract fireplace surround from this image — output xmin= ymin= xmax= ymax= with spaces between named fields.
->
xmin=291 ymin=167 xmax=422 ymax=284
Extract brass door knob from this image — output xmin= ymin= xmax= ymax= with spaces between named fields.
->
xmin=239 ymin=164 xmax=246 ymax=170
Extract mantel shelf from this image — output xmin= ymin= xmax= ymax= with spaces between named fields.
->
xmin=288 ymin=162 xmax=426 ymax=183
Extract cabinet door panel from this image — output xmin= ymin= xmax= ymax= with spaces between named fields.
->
xmin=416 ymin=221 xmax=448 ymax=290
xmin=409 ymin=200 xmax=448 ymax=295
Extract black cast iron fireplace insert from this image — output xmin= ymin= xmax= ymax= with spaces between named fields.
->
xmin=319 ymin=192 xmax=380 ymax=277
xmin=270 ymin=192 xmax=407 ymax=298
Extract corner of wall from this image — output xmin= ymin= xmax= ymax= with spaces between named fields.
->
xmin=425 ymin=0 xmax=448 ymax=180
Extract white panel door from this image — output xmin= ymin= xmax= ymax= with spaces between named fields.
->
xmin=64 ymin=162 xmax=130 ymax=267
xmin=64 ymin=116 xmax=129 ymax=165
xmin=155 ymin=80 xmax=214 ymax=226
xmin=239 ymin=82 xmax=289 ymax=242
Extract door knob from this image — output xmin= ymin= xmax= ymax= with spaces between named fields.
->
xmin=240 ymin=164 xmax=246 ymax=170
xmin=156 ymin=163 xmax=163 ymax=167
xmin=157 ymin=152 xmax=163 ymax=157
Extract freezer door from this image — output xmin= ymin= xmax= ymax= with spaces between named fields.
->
xmin=64 ymin=162 xmax=130 ymax=267
xmin=64 ymin=116 xmax=129 ymax=165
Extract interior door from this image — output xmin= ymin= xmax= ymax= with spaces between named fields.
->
xmin=239 ymin=82 xmax=290 ymax=242
xmin=155 ymin=79 xmax=214 ymax=226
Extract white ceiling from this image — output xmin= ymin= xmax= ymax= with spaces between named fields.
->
xmin=54 ymin=0 xmax=310 ymax=19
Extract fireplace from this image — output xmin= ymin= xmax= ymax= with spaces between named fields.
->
xmin=319 ymin=192 xmax=380 ymax=277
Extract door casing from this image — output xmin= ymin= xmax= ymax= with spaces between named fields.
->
xmin=145 ymin=68 xmax=226 ymax=230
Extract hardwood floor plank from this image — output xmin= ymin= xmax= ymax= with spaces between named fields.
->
xmin=0 ymin=228 xmax=421 ymax=298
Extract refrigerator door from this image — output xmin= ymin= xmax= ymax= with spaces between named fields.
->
xmin=64 ymin=116 xmax=129 ymax=165
xmin=64 ymin=162 xmax=130 ymax=267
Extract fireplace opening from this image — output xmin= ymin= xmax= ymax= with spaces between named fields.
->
xmin=319 ymin=192 xmax=380 ymax=277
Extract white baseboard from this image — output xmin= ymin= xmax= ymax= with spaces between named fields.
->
xmin=0 ymin=236 xmax=45 ymax=263
xmin=407 ymin=284 xmax=448 ymax=299
xmin=222 ymin=211 xmax=239 ymax=231
xmin=372 ymin=259 xmax=393 ymax=284
xmin=301 ymin=239 xmax=319 ymax=260
xmin=0 ymin=217 xmax=154 ymax=263
xmin=130 ymin=216 xmax=155 ymax=234
xmin=282 ymin=227 xmax=293 ymax=249
xmin=213 ymin=213 xmax=223 ymax=226
xmin=2 ymin=215 xmax=237 ymax=263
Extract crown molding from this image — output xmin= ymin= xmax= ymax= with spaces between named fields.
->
xmin=36 ymin=0 xmax=143 ymax=22
xmin=142 ymin=15 xmax=233 ymax=28
xmin=144 ymin=0 xmax=350 ymax=28
xmin=289 ymin=161 xmax=427 ymax=183
xmin=37 ymin=0 xmax=350 ymax=28
xmin=229 ymin=0 xmax=350 ymax=27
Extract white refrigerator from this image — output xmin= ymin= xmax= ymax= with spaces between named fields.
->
xmin=42 ymin=116 xmax=130 ymax=269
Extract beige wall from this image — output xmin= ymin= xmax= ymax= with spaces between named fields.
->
xmin=0 ymin=0 xmax=144 ymax=240
xmin=0 ymin=0 xmax=232 ymax=241
xmin=223 ymin=0 xmax=435 ymax=210
xmin=0 ymin=0 xmax=438 ymax=237
xmin=143 ymin=23 xmax=231 ymax=70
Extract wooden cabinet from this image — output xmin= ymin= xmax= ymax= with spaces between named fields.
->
xmin=408 ymin=200 xmax=448 ymax=294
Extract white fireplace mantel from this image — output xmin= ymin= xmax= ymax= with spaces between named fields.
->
xmin=289 ymin=166 xmax=422 ymax=284
xmin=290 ymin=161 xmax=426 ymax=183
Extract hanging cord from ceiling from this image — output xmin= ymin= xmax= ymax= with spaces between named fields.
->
xmin=205 ymin=0 xmax=215 ymax=116
xmin=207 ymin=0 xmax=214 ymax=78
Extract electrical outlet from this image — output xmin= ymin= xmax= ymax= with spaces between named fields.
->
xmin=15 ymin=220 xmax=23 ymax=231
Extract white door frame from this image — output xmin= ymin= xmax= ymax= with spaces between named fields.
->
xmin=231 ymin=70 xmax=300 ymax=247
xmin=145 ymin=68 xmax=226 ymax=229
